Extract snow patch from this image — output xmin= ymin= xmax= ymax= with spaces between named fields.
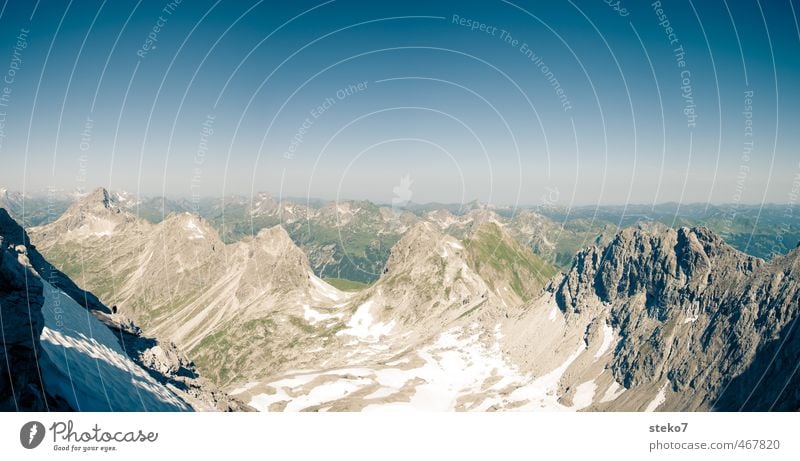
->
xmin=600 ymin=381 xmax=626 ymax=403
xmin=302 ymin=304 xmax=342 ymax=324
xmin=285 ymin=378 xmax=370 ymax=411
xmin=594 ymin=323 xmax=615 ymax=359
xmin=445 ymin=240 xmax=464 ymax=250
xmin=336 ymin=300 xmax=395 ymax=341
xmin=67 ymin=215 xmax=117 ymax=238
xmin=364 ymin=387 xmax=397 ymax=400
xmin=545 ymin=295 xmax=561 ymax=322
xmin=374 ymin=368 xmax=412 ymax=388
xmin=184 ymin=219 xmax=205 ymax=240
xmin=250 ymin=376 xmax=371 ymax=411
xmin=309 ymin=273 xmax=343 ymax=301
xmin=267 ymin=374 xmax=320 ymax=389
xmin=571 ymin=380 xmax=597 ymax=410
xmin=400 ymin=330 xmax=513 ymax=411
xmin=384 ymin=357 xmax=411 ymax=367
xmin=508 ymin=341 xmax=586 ymax=411
xmin=645 ymin=381 xmax=670 ymax=412
xmin=229 ymin=381 xmax=259 ymax=395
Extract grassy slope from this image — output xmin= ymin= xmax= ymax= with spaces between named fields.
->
xmin=323 ymin=277 xmax=371 ymax=291
xmin=463 ymin=222 xmax=557 ymax=302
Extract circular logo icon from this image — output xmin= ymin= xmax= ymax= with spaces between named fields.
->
xmin=20 ymin=421 xmax=45 ymax=449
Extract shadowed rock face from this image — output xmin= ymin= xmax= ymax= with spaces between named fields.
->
xmin=554 ymin=225 xmax=800 ymax=411
xmin=0 ymin=239 xmax=71 ymax=411
xmin=0 ymin=209 xmax=110 ymax=315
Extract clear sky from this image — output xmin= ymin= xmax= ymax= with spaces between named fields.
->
xmin=0 ymin=0 xmax=798 ymax=206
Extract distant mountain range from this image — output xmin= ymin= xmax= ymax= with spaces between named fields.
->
xmin=1 ymin=187 xmax=796 ymax=411
xmin=4 ymin=187 xmax=798 ymax=284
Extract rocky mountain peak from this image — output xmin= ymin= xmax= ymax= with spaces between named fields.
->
xmin=383 ymin=221 xmax=453 ymax=271
xmin=150 ymin=212 xmax=221 ymax=248
xmin=355 ymin=227 xmax=494 ymax=333
xmin=164 ymin=211 xmax=212 ymax=230
xmin=249 ymin=192 xmax=279 ymax=215
xmin=470 ymin=220 xmax=508 ymax=239
xmin=464 ymin=207 xmax=500 ymax=226
xmin=232 ymin=224 xmax=315 ymax=292
xmin=378 ymin=220 xmax=456 ymax=271
xmin=314 ymin=200 xmax=375 ymax=226
xmin=512 ymin=208 xmax=545 ymax=220
xmin=246 ymin=225 xmax=311 ymax=272
xmin=76 ymin=187 xmax=117 ymax=211
xmin=421 ymin=206 xmax=503 ymax=239
xmin=556 ymin=225 xmax=762 ymax=314
xmin=0 ymin=188 xmax=22 ymax=217
xmin=424 ymin=209 xmax=457 ymax=228
xmin=43 ymin=187 xmax=140 ymax=239
xmin=254 ymin=223 xmax=293 ymax=244
xmin=545 ymin=224 xmax=800 ymax=410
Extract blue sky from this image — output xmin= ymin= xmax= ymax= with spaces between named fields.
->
xmin=0 ymin=0 xmax=798 ymax=206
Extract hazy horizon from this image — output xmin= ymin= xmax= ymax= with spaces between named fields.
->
xmin=1 ymin=1 xmax=799 ymax=205
xmin=4 ymin=183 xmax=800 ymax=210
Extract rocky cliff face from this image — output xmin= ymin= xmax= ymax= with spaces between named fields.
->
xmin=0 ymin=239 xmax=70 ymax=410
xmin=553 ymin=224 xmax=800 ymax=411
xmin=1 ymin=207 xmax=111 ymax=315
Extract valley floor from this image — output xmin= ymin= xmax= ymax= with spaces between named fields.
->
xmin=230 ymin=298 xmax=642 ymax=412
